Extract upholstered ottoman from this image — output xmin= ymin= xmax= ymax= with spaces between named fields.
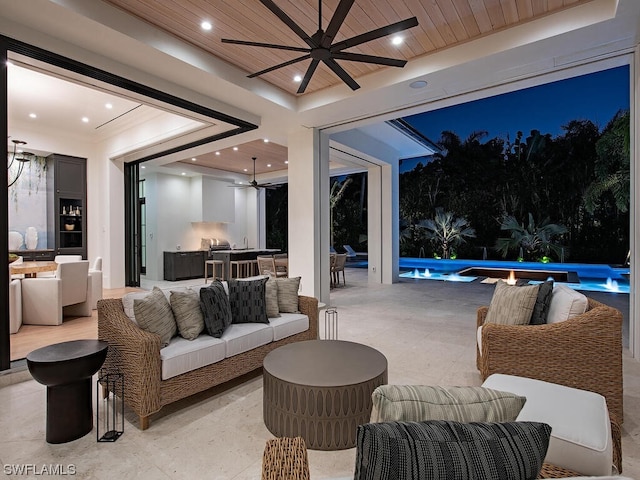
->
xmin=482 ymin=374 xmax=614 ymax=476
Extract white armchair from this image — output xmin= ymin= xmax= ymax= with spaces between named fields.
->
xmin=9 ymin=279 xmax=22 ymax=334
xmin=22 ymin=260 xmax=92 ymax=325
xmin=89 ymin=256 xmax=103 ymax=310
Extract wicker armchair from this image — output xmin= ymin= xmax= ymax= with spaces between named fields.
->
xmin=476 ymin=297 xmax=623 ymax=472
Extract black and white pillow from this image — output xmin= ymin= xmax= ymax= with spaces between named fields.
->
xmin=228 ymin=277 xmax=269 ymax=324
xmin=530 ymin=280 xmax=554 ymax=325
xmin=200 ymin=281 xmax=233 ymax=337
xmin=354 ymin=420 xmax=551 ymax=480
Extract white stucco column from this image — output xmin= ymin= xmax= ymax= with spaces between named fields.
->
xmin=367 ymin=165 xmax=382 ymax=283
xmin=630 ymin=45 xmax=640 ymax=359
xmin=381 ymin=160 xmax=400 ymax=284
xmin=287 ymin=128 xmax=331 ymax=303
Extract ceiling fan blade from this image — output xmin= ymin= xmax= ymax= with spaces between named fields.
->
xmin=321 ymin=0 xmax=355 ymax=48
xmin=221 ymin=38 xmax=310 ymax=53
xmin=248 ymin=54 xmax=311 ymax=78
xmin=331 ymin=52 xmax=407 ymax=67
xmin=297 ymin=58 xmax=320 ymax=94
xmin=323 ymin=57 xmax=360 ymax=90
xmin=331 ymin=17 xmax=419 ymax=52
xmin=259 ymin=0 xmax=316 ymax=48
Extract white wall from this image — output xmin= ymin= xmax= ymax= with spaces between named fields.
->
xmin=140 ymin=172 xmax=255 ymax=281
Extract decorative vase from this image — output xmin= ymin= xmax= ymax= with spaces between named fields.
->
xmin=25 ymin=227 xmax=38 ymax=250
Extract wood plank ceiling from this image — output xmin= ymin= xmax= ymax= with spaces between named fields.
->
xmin=103 ymin=0 xmax=588 ymax=96
xmin=177 ymin=139 xmax=288 ymax=175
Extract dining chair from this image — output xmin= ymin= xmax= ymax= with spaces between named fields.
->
xmin=257 ymin=256 xmax=278 ymax=276
xmin=22 ymin=260 xmax=92 ymax=325
xmin=331 ymin=253 xmax=347 ymax=287
xmin=273 ymin=253 xmax=289 ymax=278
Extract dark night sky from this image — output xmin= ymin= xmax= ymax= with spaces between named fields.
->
xmin=400 ymin=65 xmax=629 ymax=173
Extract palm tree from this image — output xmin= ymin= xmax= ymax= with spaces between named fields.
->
xmin=584 ymin=110 xmax=630 ymax=213
xmin=418 ymin=208 xmax=476 ymax=259
xmin=495 ymin=213 xmax=567 ymax=261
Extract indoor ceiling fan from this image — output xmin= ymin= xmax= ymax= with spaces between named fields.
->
xmin=230 ymin=157 xmax=276 ymax=190
xmin=221 ymin=0 xmax=418 ymax=94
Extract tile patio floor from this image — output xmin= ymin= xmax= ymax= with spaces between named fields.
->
xmin=0 ymin=268 xmax=638 ymax=478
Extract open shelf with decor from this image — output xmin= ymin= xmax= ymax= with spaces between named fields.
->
xmin=47 ymin=154 xmax=87 ymax=258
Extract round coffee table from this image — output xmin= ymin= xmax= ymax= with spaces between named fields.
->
xmin=263 ymin=339 xmax=388 ymax=450
xmin=27 ymin=339 xmax=108 ymax=443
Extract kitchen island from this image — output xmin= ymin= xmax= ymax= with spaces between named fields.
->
xmin=209 ymin=249 xmax=280 ymax=280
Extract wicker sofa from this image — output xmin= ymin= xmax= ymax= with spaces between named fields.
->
xmin=476 ymin=296 xmax=623 ymax=472
xmin=97 ymin=294 xmax=318 ymax=430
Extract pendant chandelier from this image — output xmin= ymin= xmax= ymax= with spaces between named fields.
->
xmin=7 ymin=138 xmax=35 ymax=187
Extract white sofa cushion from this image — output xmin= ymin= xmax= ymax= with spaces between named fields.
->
xmin=482 ymin=374 xmax=612 ymax=476
xmin=269 ymin=312 xmax=309 ymax=341
xmin=222 ymin=323 xmax=273 ymax=357
xmin=546 ymin=284 xmax=588 ymax=324
xmin=160 ymin=334 xmax=226 ymax=380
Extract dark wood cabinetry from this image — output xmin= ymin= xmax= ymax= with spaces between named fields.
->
xmin=164 ymin=251 xmax=206 ymax=281
xmin=46 ymin=154 xmax=87 ymax=258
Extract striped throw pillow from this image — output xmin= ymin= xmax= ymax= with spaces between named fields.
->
xmin=370 ymin=385 xmax=526 ymax=423
xmin=275 ymin=276 xmax=300 ymax=313
xmin=485 ymin=280 xmax=540 ymax=325
xmin=355 ymin=420 xmax=551 ymax=480
xmin=133 ymin=286 xmax=177 ymax=348
xmin=170 ymin=289 xmax=204 ymax=340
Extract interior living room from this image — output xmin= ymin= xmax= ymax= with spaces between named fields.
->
xmin=2 ymin=0 xmax=640 ymax=477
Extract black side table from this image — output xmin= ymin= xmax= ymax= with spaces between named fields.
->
xmin=27 ymin=339 xmax=108 ymax=443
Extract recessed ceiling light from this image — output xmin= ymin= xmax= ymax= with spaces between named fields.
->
xmin=105 ymin=103 xmax=113 ymax=109
xmin=191 ymin=157 xmax=197 ymax=161
xmin=201 ymin=21 xmax=212 ymax=31
xmin=233 ymin=147 xmax=238 ymax=151
xmin=181 ymin=172 xmax=186 ymax=176
xmin=82 ymin=117 xmax=89 ymax=123
xmin=284 ymin=160 xmax=289 ymax=164
xmin=29 ymin=113 xmax=37 ymax=119
xmin=391 ymin=36 xmax=403 ymax=45
xmin=293 ymin=75 xmax=302 ymax=82
xmin=267 ymin=164 xmax=272 ymax=167
xmin=243 ymin=168 xmax=248 ymax=172
xmin=409 ymin=80 xmax=428 ymax=89
xmin=215 ymin=151 xmax=220 ymax=155
xmin=263 ymin=138 xmax=269 ymax=143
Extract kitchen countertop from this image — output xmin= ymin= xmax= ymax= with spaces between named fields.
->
xmin=211 ymin=248 xmax=281 ymax=254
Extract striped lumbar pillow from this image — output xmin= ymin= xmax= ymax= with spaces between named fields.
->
xmin=355 ymin=420 xmax=551 ymax=480
xmin=370 ymin=385 xmax=526 ymax=423
xmin=485 ymin=280 xmax=540 ymax=325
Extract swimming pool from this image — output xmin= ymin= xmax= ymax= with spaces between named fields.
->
xmin=396 ymin=257 xmax=630 ymax=294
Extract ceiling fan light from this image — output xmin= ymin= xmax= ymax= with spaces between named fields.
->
xmin=391 ymin=35 xmax=403 ymax=45
xmin=293 ymin=75 xmax=302 ymax=82
xmin=201 ymin=21 xmax=212 ymax=31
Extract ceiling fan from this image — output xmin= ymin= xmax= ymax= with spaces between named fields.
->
xmin=230 ymin=157 xmax=276 ymax=190
xmin=221 ymin=0 xmax=418 ymax=94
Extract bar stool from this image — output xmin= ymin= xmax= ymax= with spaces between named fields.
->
xmin=230 ymin=260 xmax=253 ymax=278
xmin=204 ymin=260 xmax=225 ymax=283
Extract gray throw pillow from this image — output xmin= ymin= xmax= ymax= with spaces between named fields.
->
xmin=170 ymin=288 xmax=205 ymax=340
xmin=370 ymin=385 xmax=526 ymax=423
xmin=485 ymin=280 xmax=540 ymax=325
xmin=265 ymin=277 xmax=280 ymax=318
xmin=354 ymin=420 xmax=551 ymax=480
xmin=275 ymin=276 xmax=300 ymax=313
xmin=228 ymin=277 xmax=269 ymax=324
xmin=529 ymin=280 xmax=554 ymax=325
xmin=200 ymin=281 xmax=233 ymax=337
xmin=133 ymin=286 xmax=177 ymax=348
